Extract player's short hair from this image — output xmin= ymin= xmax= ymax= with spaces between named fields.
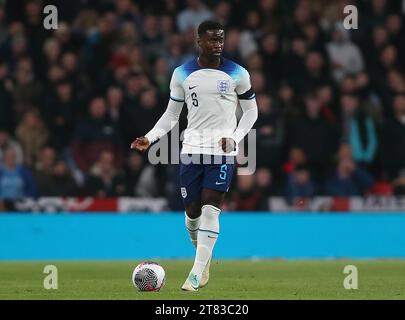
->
xmin=197 ymin=20 xmax=224 ymax=36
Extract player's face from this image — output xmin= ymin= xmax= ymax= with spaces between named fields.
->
xmin=199 ymin=29 xmax=225 ymax=58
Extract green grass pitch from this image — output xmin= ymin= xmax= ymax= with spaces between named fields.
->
xmin=1 ymin=260 xmax=404 ymax=299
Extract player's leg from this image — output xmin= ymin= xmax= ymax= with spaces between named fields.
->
xmin=179 ymin=155 xmax=204 ymax=251
xmin=180 ymin=156 xmax=205 ymax=291
xmin=184 ymin=157 xmax=235 ymax=290
xmin=184 ymin=200 xmax=201 ymax=248
xmin=182 ymin=189 xmax=225 ymax=291
xmin=189 ymin=188 xmax=225 ymax=288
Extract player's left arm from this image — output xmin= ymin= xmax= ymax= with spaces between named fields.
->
xmin=233 ymin=88 xmax=258 ymax=144
xmin=223 ymin=68 xmax=258 ymax=151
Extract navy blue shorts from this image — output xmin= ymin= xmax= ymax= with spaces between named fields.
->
xmin=179 ymin=154 xmax=235 ymax=205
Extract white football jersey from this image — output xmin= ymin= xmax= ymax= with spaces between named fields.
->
xmin=170 ymin=58 xmax=254 ymax=156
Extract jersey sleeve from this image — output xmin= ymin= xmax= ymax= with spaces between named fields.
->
xmin=235 ymin=67 xmax=255 ymax=99
xmin=169 ymin=68 xmax=185 ymax=102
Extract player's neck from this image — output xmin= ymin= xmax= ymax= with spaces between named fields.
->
xmin=197 ymin=56 xmax=221 ymax=69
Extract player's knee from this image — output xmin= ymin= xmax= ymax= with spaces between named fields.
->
xmin=201 ymin=190 xmax=224 ymax=208
xmin=185 ymin=202 xmax=201 ymax=219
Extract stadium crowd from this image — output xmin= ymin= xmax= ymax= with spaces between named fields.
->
xmin=0 ymin=0 xmax=405 ymax=210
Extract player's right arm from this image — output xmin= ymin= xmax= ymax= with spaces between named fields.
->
xmin=131 ymin=68 xmax=185 ymax=152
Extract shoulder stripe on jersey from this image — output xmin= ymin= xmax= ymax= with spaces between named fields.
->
xmin=176 ymin=59 xmax=201 ymax=82
xmin=170 ymin=96 xmax=185 ymax=102
xmin=237 ymin=88 xmax=255 ymax=100
xmin=217 ymin=58 xmax=245 ymax=80
xmin=176 ymin=58 xmax=247 ymax=82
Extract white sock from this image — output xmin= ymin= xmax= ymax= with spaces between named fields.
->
xmin=190 ymin=204 xmax=220 ymax=280
xmin=185 ymin=212 xmax=200 ymax=248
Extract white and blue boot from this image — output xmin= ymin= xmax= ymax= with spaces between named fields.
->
xmin=181 ymin=272 xmax=200 ymax=291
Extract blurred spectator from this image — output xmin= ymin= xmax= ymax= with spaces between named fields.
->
xmin=223 ymin=28 xmax=243 ymax=63
xmin=23 ymin=0 xmax=49 ymax=66
xmin=367 ymin=0 xmax=391 ymax=27
xmin=286 ymin=164 xmax=317 ymax=201
xmin=278 ymin=83 xmax=299 ymax=117
xmin=125 ymin=151 xmax=159 ymax=197
xmin=54 ymin=22 xmax=76 ymax=52
xmin=46 ymin=64 xmax=67 ymax=87
xmin=317 ymin=85 xmax=338 ymax=124
xmin=11 ymin=57 xmax=43 ymax=117
xmin=159 ymin=15 xmax=175 ymax=42
xmin=15 ymin=109 xmax=49 ymax=167
xmin=163 ymin=33 xmax=195 ymax=72
xmin=288 ymin=93 xmax=338 ymax=180
xmin=0 ymin=147 xmax=37 ymax=199
xmin=255 ymin=94 xmax=284 ymax=168
xmin=43 ymin=79 xmax=76 ymax=150
xmin=49 ymin=159 xmax=78 ymax=196
xmin=0 ymin=129 xmax=23 ymax=166
xmin=0 ymin=58 xmax=14 ymax=132
xmin=301 ymin=51 xmax=333 ymax=94
xmin=324 ymin=159 xmax=374 ymax=196
xmin=106 ymin=85 xmax=125 ymax=126
xmin=0 ymin=6 xmax=7 ymax=45
xmin=283 ymin=147 xmax=308 ymax=174
xmin=326 ymin=25 xmax=364 ymax=83
xmin=372 ymin=45 xmax=403 ymax=95
xmin=123 ymin=87 xmax=161 ymax=145
xmin=259 ymin=32 xmax=283 ymax=89
xmin=33 ymin=146 xmax=56 ymax=195
xmin=368 ymin=172 xmax=394 ymax=196
xmin=123 ymin=71 xmax=143 ymax=107
xmin=249 ymin=71 xmax=268 ymax=94
xmin=354 ymin=72 xmax=373 ymax=101
xmin=392 ymin=169 xmax=405 ymax=195
xmin=60 ymin=51 xmax=90 ymax=102
xmin=364 ymin=25 xmax=389 ymax=69
xmin=176 ymin=0 xmax=213 ymax=32
xmin=85 ymin=11 xmax=118 ymax=82
xmin=247 ymin=53 xmax=265 ymax=74
xmin=229 ymin=175 xmax=262 ymax=211
xmin=256 ymin=167 xmax=279 ymax=198
xmin=303 ymin=22 xmax=326 ymax=53
xmin=7 ymin=33 xmax=29 ymax=75
xmin=239 ymin=10 xmax=259 ymax=59
xmin=213 ymin=0 xmax=232 ymax=28
xmin=153 ymin=57 xmax=170 ymax=96
xmin=84 ymin=150 xmax=126 ymax=197
xmin=259 ymin=0 xmax=284 ymax=33
xmin=380 ymin=94 xmax=405 ymax=179
xmin=340 ymin=95 xmax=378 ymax=166
xmin=283 ymin=36 xmax=307 ymax=90
xmin=288 ymin=1 xmax=314 ymax=38
xmin=71 ymin=97 xmax=124 ymax=172
xmin=42 ymin=38 xmax=61 ymax=68
xmin=141 ymin=14 xmax=164 ymax=58
xmin=386 ymin=14 xmax=405 ymax=58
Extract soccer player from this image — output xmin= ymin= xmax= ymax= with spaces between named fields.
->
xmin=131 ymin=20 xmax=258 ymax=291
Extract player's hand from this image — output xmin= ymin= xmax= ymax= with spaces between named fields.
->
xmin=130 ymin=136 xmax=150 ymax=152
xmin=219 ymin=137 xmax=236 ymax=153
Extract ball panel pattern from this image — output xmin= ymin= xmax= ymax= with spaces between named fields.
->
xmin=134 ymin=267 xmax=159 ymax=291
